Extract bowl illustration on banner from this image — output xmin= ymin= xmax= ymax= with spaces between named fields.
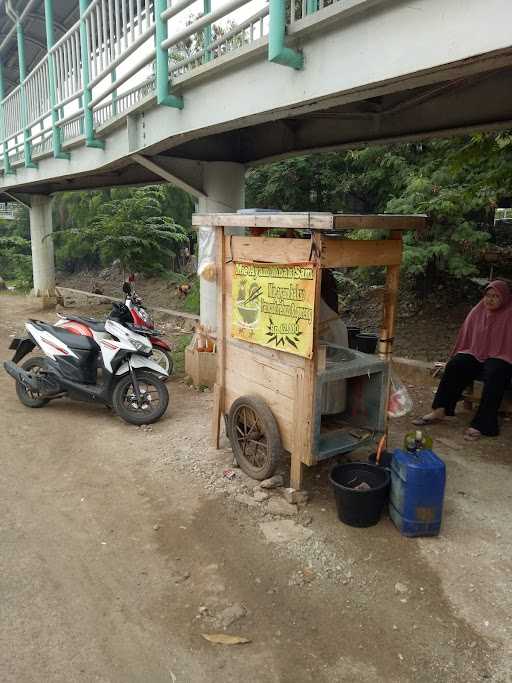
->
xmin=237 ymin=280 xmax=262 ymax=328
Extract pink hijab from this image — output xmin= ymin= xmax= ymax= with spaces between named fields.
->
xmin=452 ymin=280 xmax=512 ymax=364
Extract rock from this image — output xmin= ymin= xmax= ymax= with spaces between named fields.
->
xmin=300 ymin=514 xmax=313 ymax=526
xmin=253 ymin=490 xmax=270 ymax=502
xmin=201 ymin=633 xmax=250 ymax=645
xmin=259 ymin=520 xmax=313 ymax=544
xmin=260 ymin=475 xmax=284 ymax=489
xmin=214 ymin=602 xmax=247 ymax=629
xmin=153 ymin=523 xmax=161 ymax=531
xmin=282 ymin=488 xmax=309 ymax=505
xmin=394 ymin=582 xmax=408 ymax=594
xmin=174 ymin=571 xmax=191 ymax=584
xmin=235 ymin=493 xmax=260 ymax=508
xmin=267 ymin=498 xmax=298 ymax=517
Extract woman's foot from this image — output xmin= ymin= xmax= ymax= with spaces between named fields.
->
xmin=412 ymin=408 xmax=446 ymax=426
xmin=464 ymin=427 xmax=482 ymax=441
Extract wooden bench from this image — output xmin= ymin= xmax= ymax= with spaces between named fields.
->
xmin=463 ymin=381 xmax=512 ymax=415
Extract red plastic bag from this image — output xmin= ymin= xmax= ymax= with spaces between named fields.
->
xmin=388 ymin=372 xmax=413 ymax=418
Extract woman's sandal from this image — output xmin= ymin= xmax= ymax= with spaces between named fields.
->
xmin=464 ymin=428 xmax=481 ymax=442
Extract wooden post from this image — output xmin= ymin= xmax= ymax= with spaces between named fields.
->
xmin=211 ymin=227 xmax=225 ymax=448
xmin=379 ymin=231 xmax=402 ymax=441
xmin=212 ymin=227 xmax=226 ymax=450
xmin=379 ymin=231 xmax=402 ymax=360
xmin=290 ymin=233 xmax=322 ymax=490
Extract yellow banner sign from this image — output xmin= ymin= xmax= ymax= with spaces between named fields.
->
xmin=231 ymin=261 xmax=316 ymax=358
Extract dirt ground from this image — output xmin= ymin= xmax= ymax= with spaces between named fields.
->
xmin=1 ymin=293 xmax=512 ymax=683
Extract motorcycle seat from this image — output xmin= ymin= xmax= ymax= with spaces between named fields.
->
xmin=65 ymin=315 xmax=106 ymax=332
xmin=33 ymin=321 xmax=99 ymax=351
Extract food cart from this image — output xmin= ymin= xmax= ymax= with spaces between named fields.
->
xmin=191 ymin=212 xmax=427 ymax=490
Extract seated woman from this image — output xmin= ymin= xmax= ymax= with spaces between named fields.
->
xmin=413 ymin=280 xmax=512 ymax=441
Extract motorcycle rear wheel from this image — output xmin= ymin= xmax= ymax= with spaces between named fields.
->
xmin=150 ymin=348 xmax=173 ymax=380
xmin=15 ymin=356 xmax=50 ymax=408
xmin=112 ymin=370 xmax=169 ymax=425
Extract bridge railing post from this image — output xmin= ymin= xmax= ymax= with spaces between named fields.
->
xmin=306 ymin=0 xmax=318 ymax=15
xmin=202 ymin=0 xmax=213 ymax=64
xmin=268 ymin=0 xmax=303 ymax=70
xmin=111 ymin=69 xmax=118 ymax=116
xmin=0 ymin=61 xmax=14 ymax=175
xmin=79 ymin=0 xmax=105 ymax=148
xmin=44 ymin=0 xmax=70 ymax=160
xmin=16 ymin=21 xmax=37 ymax=168
xmin=154 ymin=0 xmax=184 ymax=108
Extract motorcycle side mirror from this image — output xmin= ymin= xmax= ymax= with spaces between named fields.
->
xmin=122 ymin=282 xmax=132 ymax=294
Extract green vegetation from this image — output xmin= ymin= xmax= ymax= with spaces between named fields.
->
xmin=171 ymin=333 xmax=193 ymax=374
xmin=1 ymin=184 xmax=195 ymax=290
xmin=246 ymin=132 xmax=512 ymax=285
xmin=69 ymin=187 xmax=189 ymax=277
xmin=2 ymin=132 xmax=512 ymax=293
xmin=0 ymin=209 xmax=32 ymax=291
xmin=53 ymin=184 xmax=194 ymax=276
xmin=180 ymin=278 xmax=200 ymax=315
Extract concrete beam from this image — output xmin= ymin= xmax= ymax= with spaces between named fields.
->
xmin=1 ymin=190 xmax=32 ymax=208
xmin=131 ymin=154 xmax=207 ymax=199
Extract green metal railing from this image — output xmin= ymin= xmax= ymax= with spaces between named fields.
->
xmin=0 ymin=0 xmax=337 ymax=173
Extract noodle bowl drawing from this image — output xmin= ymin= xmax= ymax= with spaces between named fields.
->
xmin=237 ymin=301 xmax=260 ymax=327
xmin=236 ymin=280 xmax=261 ymax=328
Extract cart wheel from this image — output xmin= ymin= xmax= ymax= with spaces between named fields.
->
xmin=227 ymin=395 xmax=282 ymax=480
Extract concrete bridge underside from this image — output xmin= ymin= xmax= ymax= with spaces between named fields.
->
xmin=5 ymin=64 xmax=512 ymax=198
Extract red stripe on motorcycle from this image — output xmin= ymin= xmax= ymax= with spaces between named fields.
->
xmin=43 ymin=337 xmax=69 ymax=355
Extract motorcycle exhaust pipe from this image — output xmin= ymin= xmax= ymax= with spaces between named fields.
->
xmin=3 ymin=360 xmax=42 ymax=392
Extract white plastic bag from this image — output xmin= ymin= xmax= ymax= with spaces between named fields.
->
xmin=388 ymin=372 xmax=413 ymax=418
xmin=197 ymin=226 xmax=217 ymax=281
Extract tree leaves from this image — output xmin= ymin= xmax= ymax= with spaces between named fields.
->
xmin=247 ymin=133 xmax=512 ymax=282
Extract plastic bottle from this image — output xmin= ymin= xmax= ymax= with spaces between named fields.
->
xmin=403 ymin=430 xmax=433 ymax=453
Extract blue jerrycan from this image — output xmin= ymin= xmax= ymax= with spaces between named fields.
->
xmin=389 ymin=446 xmax=446 ymax=537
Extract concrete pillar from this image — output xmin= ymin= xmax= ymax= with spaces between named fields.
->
xmin=197 ymin=162 xmax=245 ymax=332
xmin=29 ymin=194 xmax=56 ymax=305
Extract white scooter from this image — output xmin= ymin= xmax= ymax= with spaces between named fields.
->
xmin=4 ymin=303 xmax=169 ymax=425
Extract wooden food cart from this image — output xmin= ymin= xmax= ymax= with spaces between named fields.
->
xmin=192 ymin=212 xmax=427 ymax=490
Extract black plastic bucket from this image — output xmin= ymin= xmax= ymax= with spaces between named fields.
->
xmin=347 ymin=326 xmax=360 ymax=349
xmin=329 ymin=462 xmax=391 ymax=527
xmin=355 ymin=332 xmax=378 ymax=354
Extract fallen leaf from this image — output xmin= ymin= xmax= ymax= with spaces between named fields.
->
xmin=201 ymin=633 xmax=251 ymax=645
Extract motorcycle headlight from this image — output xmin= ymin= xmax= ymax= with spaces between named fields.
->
xmin=139 ymin=308 xmax=152 ymax=326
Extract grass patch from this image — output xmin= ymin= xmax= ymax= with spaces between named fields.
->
xmin=171 ymin=332 xmax=193 ymax=375
xmin=181 ymin=278 xmax=200 ymax=315
xmin=162 ymin=271 xmax=188 ymax=285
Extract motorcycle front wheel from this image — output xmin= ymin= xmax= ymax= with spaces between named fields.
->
xmin=112 ymin=370 xmax=169 ymax=425
xmin=150 ymin=348 xmax=173 ymax=380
